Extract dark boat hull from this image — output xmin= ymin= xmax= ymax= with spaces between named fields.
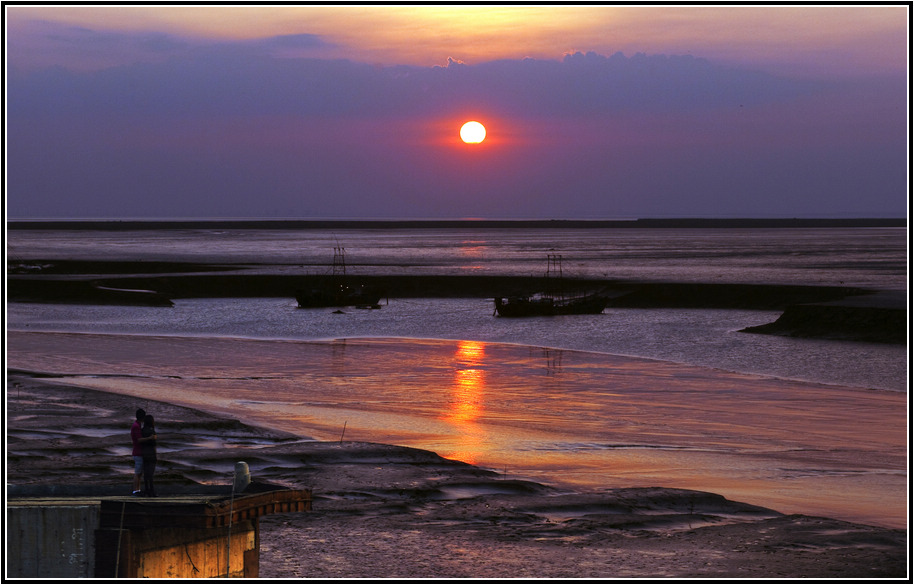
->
xmin=296 ymin=285 xmax=383 ymax=309
xmin=494 ymin=294 xmax=607 ymax=317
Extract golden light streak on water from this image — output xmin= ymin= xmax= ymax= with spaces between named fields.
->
xmin=439 ymin=341 xmax=487 ymax=463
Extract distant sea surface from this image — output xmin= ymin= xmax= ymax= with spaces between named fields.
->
xmin=7 ymin=224 xmax=906 ymax=288
xmin=6 ymin=226 xmax=907 ymax=391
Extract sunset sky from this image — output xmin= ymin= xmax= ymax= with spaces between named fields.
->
xmin=5 ymin=4 xmax=909 ymax=219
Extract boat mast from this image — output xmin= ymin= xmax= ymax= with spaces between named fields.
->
xmin=546 ymin=253 xmax=563 ymax=280
xmin=332 ymin=244 xmax=347 ymax=277
xmin=546 ymin=253 xmax=565 ymax=301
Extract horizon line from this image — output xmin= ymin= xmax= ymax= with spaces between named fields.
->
xmin=6 ymin=217 xmax=907 ymax=230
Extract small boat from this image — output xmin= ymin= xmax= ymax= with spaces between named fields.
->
xmin=493 ymin=254 xmax=608 ymax=317
xmin=295 ymin=283 xmax=384 ymax=309
xmin=296 ymin=245 xmax=385 ymax=309
xmin=494 ymin=292 xmax=608 ymax=317
xmin=92 ymin=285 xmax=174 ymax=307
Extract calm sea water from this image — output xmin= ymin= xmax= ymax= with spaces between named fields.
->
xmin=6 ymin=227 xmax=908 ymax=391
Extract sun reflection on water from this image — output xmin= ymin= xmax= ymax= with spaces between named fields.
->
xmin=457 ymin=240 xmax=487 ymax=272
xmin=441 ymin=340 xmax=487 ymax=464
xmin=450 ymin=368 xmax=483 ymax=423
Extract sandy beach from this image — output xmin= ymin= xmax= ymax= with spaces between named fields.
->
xmin=6 ymin=359 xmax=908 ymax=579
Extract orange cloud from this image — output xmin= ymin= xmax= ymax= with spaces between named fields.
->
xmin=7 ymin=5 xmax=906 ymax=75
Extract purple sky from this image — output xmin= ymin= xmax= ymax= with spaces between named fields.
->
xmin=4 ymin=5 xmax=909 ymax=219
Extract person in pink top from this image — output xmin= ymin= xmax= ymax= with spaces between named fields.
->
xmin=131 ymin=408 xmax=146 ymax=495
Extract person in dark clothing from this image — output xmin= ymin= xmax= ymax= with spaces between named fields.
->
xmin=131 ymin=408 xmax=146 ymax=495
xmin=139 ymin=414 xmax=158 ymax=497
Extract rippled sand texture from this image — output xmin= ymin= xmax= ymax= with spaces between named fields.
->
xmin=6 ymin=331 xmax=906 ymax=529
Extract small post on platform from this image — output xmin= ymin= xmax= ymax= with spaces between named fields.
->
xmin=233 ymin=462 xmax=251 ymax=493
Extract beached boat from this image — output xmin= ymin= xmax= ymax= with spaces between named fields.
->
xmin=494 ymin=292 xmax=608 ymax=317
xmin=493 ymin=254 xmax=608 ymax=317
xmin=295 ymin=245 xmax=385 ymax=309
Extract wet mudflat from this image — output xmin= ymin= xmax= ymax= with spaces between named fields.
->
xmin=5 ymin=374 xmax=906 ymax=579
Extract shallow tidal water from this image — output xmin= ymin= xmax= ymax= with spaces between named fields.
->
xmin=6 ymin=296 xmax=906 ymax=392
xmin=7 ymin=331 xmax=906 ymax=529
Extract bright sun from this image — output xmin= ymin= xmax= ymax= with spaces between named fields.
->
xmin=460 ymin=121 xmax=486 ymax=144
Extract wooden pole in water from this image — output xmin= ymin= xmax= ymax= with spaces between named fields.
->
xmin=339 ymin=420 xmax=347 ymax=444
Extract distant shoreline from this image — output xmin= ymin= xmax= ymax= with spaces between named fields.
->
xmin=6 ymin=217 xmax=907 ymax=230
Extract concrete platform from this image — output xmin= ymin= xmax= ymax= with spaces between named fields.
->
xmin=6 ymin=482 xmax=311 ymax=578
